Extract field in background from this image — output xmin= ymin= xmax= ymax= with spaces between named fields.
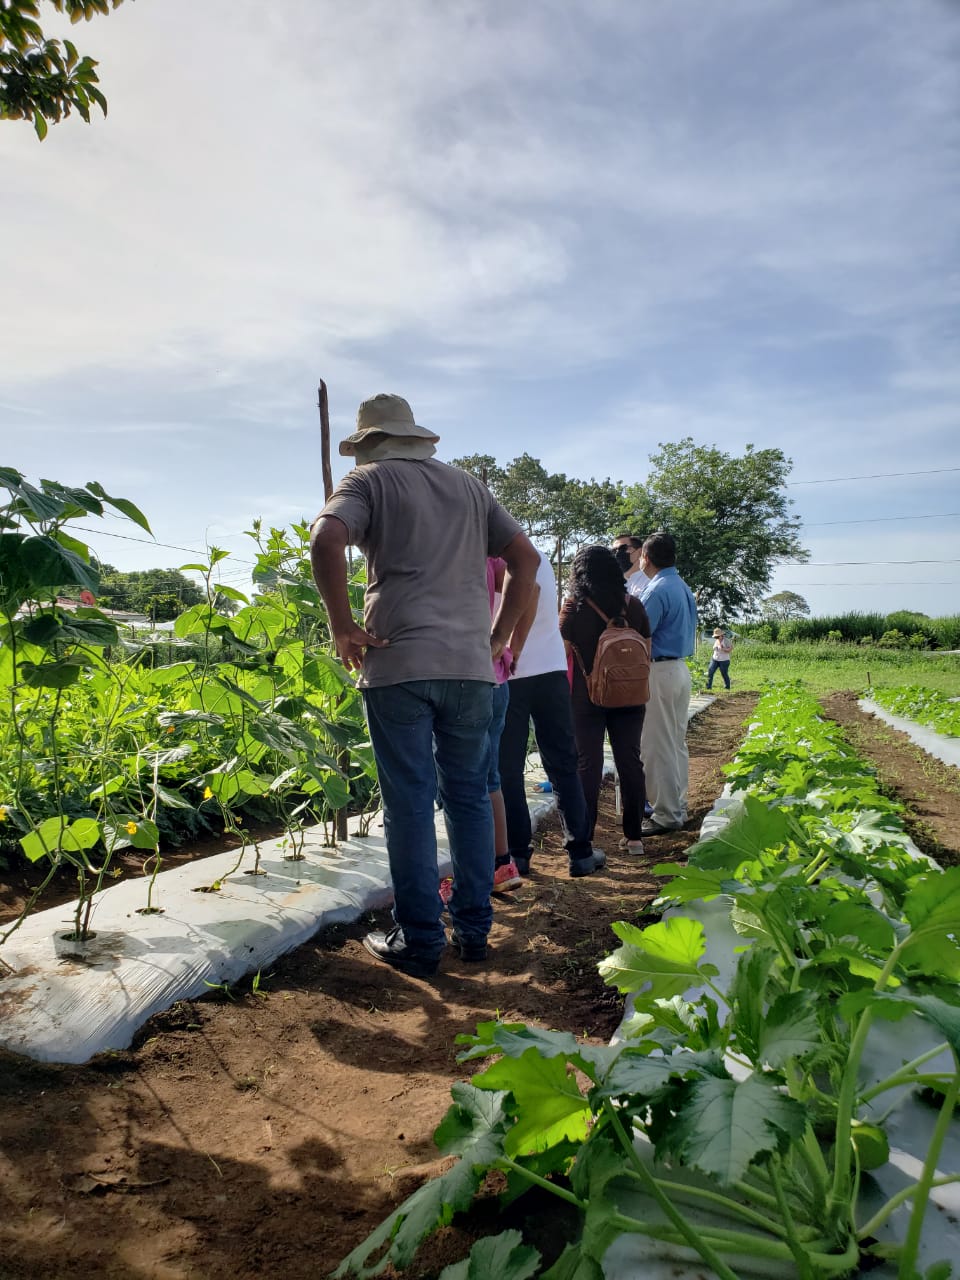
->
xmin=694 ymin=640 xmax=960 ymax=696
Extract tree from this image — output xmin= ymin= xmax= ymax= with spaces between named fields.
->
xmin=618 ymin=438 xmax=808 ymax=619
xmin=95 ymin=564 xmax=205 ymax=614
xmin=761 ymin=591 xmax=810 ymax=622
xmin=143 ymin=591 xmax=182 ymax=623
xmin=451 ymin=453 xmax=623 ymax=603
xmin=1 ymin=0 xmax=125 ymax=140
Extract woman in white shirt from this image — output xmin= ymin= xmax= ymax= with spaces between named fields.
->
xmin=706 ymin=627 xmax=734 ymax=690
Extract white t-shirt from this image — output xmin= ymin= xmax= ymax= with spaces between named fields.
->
xmin=511 ymin=551 xmax=567 ymax=679
xmin=626 ymin=569 xmax=649 ymax=599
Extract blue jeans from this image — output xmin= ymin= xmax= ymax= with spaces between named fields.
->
xmin=485 ymin=681 xmax=510 ymax=792
xmin=706 ymin=659 xmax=730 ymax=689
xmin=364 ymin=680 xmax=494 ymax=958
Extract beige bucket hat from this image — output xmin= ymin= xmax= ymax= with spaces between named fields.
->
xmin=339 ymin=393 xmax=440 ymax=457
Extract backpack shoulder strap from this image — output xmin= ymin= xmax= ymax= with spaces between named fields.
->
xmin=585 ymin=597 xmax=614 ymax=624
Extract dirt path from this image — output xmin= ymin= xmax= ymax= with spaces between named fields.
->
xmin=0 ymin=696 xmax=757 ymax=1280
xmin=821 ymin=691 xmax=960 ymax=868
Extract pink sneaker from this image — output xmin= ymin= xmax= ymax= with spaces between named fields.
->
xmin=492 ymin=859 xmax=522 ymax=892
xmin=439 ymin=877 xmax=454 ymax=906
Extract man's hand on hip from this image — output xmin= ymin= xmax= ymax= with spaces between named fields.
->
xmin=335 ymin=626 xmax=388 ymax=673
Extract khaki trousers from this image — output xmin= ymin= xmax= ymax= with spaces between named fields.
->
xmin=641 ymin=659 xmax=691 ymax=828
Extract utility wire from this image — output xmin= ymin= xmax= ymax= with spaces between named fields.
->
xmin=788 ymin=466 xmax=960 ymax=486
xmin=72 ymin=525 xmax=258 ymax=566
xmin=802 ymin=512 xmax=960 ymax=527
xmin=778 ymin=581 xmax=960 ymax=586
xmin=780 ymin=558 xmax=960 ymax=566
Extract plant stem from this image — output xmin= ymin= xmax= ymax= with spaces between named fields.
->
xmin=857 ymin=1174 xmax=960 ymax=1240
xmin=897 ymin=1055 xmax=960 ymax=1279
xmin=860 ymin=1041 xmax=951 ymax=1103
xmin=601 ymin=1101 xmax=743 ymax=1280
xmin=499 ymin=1158 xmax=584 ymax=1209
xmin=654 ymin=1177 xmax=798 ymax=1240
xmin=770 ymin=1159 xmax=816 ymax=1280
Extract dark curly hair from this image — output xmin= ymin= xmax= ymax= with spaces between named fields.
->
xmin=566 ymin=544 xmax=627 ymax=618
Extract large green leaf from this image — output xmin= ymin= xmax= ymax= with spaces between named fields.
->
xmin=757 ymin=991 xmax=822 ymax=1068
xmin=0 ymin=532 xmax=29 ymax=611
xmin=690 ymin=795 xmax=796 ymax=872
xmin=20 ymin=815 xmax=101 ymax=862
xmin=457 ymin=1021 xmax=617 ymax=1076
xmin=598 ymin=916 xmax=718 ymax=998
xmin=596 ymin=1047 xmax=722 ymax=1101
xmin=855 ymin=990 xmax=960 ymax=1057
xmin=332 ymin=1086 xmax=511 ymax=1279
xmin=20 ymin=535 xmax=100 ymax=594
xmin=85 ymin=481 xmax=152 ymax=533
xmin=472 ymin=1049 xmax=591 ymax=1156
xmin=19 ymin=656 xmax=86 ymax=688
xmin=660 ymin=1073 xmax=806 ymax=1184
xmin=438 ymin=1232 xmax=540 ymax=1280
xmin=22 ymin=611 xmax=118 ymax=648
xmin=901 ymin=869 xmax=960 ymax=980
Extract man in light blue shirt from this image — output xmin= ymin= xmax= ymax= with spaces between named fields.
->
xmin=638 ymin=532 xmax=698 ymax=834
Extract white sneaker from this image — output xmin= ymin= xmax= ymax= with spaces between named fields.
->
xmin=625 ymin=840 xmax=645 ymax=856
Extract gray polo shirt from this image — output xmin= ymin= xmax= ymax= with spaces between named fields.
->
xmin=319 ymin=458 xmax=522 ymax=688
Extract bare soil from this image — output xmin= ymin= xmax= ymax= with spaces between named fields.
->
xmin=2 ymin=689 xmax=959 ymax=1280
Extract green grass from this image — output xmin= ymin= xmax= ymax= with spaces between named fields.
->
xmin=695 ymin=641 xmax=960 ymax=696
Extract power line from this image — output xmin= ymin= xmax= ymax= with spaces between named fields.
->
xmin=802 ymin=512 xmax=960 ymax=528
xmin=780 ymin=558 xmax=960 ymax=566
xmin=73 ymin=526 xmax=257 ymax=567
xmin=788 ymin=466 xmax=960 ymax=486
xmin=777 ymin=581 xmax=960 ymax=587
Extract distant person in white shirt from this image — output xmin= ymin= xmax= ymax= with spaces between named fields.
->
xmin=611 ymin=534 xmax=649 ymax=599
xmin=706 ymin=627 xmax=734 ymax=690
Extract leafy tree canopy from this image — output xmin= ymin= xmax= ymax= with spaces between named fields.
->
xmin=761 ymin=591 xmax=811 ymax=622
xmin=95 ymin=564 xmax=204 ymax=615
xmin=452 ymin=453 xmax=622 ymax=603
xmin=1 ymin=0 xmax=126 ymax=140
xmin=618 ymin=438 xmax=808 ymax=620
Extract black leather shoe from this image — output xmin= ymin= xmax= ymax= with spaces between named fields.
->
xmin=513 ymin=855 xmax=531 ymax=877
xmin=451 ymin=931 xmax=488 ymax=962
xmin=641 ymin=820 xmax=682 ymax=837
xmin=362 ymin=928 xmax=439 ymax=978
xmin=569 ymin=848 xmax=606 ymax=878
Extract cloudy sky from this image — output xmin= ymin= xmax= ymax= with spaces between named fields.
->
xmin=2 ymin=0 xmax=958 ymax=616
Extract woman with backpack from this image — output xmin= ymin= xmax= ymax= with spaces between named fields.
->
xmin=559 ymin=545 xmax=651 ymax=856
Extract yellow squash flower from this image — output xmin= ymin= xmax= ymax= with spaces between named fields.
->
xmin=0 ymin=805 xmax=8 ymax=822
xmin=125 ymin=820 xmax=138 ymax=835
xmin=203 ymin=786 xmax=213 ymax=801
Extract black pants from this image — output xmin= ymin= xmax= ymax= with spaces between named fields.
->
xmin=498 ymin=670 xmax=593 ymax=863
xmin=570 ymin=690 xmax=646 ymax=841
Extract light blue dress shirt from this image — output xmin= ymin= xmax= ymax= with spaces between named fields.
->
xmin=640 ymin=567 xmax=698 ymax=659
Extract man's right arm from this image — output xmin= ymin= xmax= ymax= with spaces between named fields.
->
xmin=309 ymin=515 xmax=387 ymax=672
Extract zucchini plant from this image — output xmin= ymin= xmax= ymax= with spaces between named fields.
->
xmin=868 ymin=686 xmax=960 ymax=740
xmin=333 ymin=687 xmax=960 ymax=1280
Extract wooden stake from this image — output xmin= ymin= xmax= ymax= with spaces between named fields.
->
xmin=317 ymin=380 xmax=351 ymax=846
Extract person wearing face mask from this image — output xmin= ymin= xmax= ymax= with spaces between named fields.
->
xmin=611 ymin=534 xmax=649 ymax=599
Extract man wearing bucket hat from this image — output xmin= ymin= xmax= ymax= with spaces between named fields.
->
xmin=310 ymin=394 xmax=540 ymax=979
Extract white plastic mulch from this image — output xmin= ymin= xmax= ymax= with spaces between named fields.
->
xmin=859 ymin=698 xmax=960 ymax=770
xmin=0 ymin=694 xmax=714 ymax=1066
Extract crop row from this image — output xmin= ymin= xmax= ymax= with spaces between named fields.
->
xmin=0 ymin=468 xmax=376 ymax=943
xmin=868 ymin=686 xmax=960 ymax=741
xmin=338 ymin=685 xmax=960 ymax=1280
